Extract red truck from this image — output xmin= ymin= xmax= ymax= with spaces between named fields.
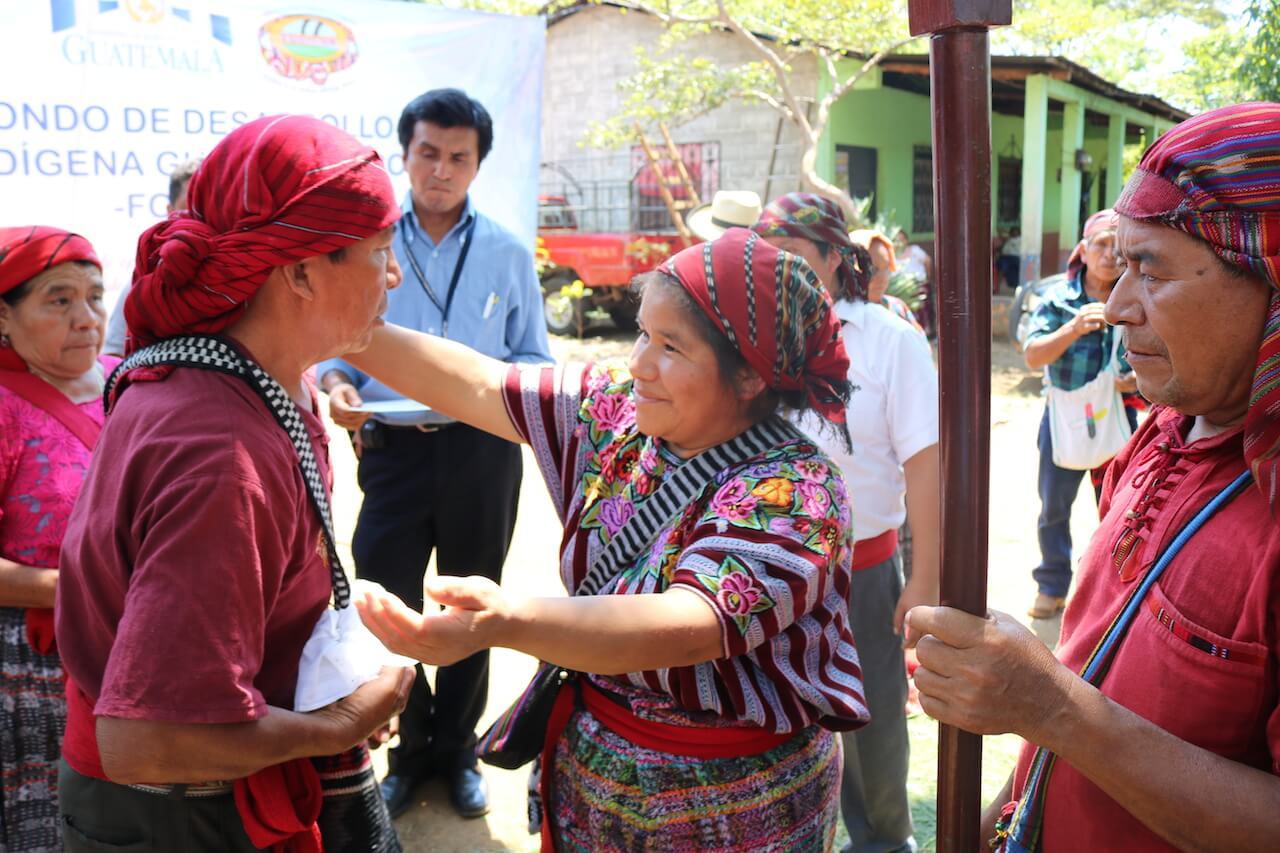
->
xmin=537 ymin=195 xmax=696 ymax=336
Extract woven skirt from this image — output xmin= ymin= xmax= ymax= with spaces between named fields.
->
xmin=549 ymin=707 xmax=841 ymax=852
xmin=313 ymin=745 xmax=402 ymax=853
xmin=1 ymin=606 xmax=65 ymax=851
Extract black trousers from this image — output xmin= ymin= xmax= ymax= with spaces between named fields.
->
xmin=352 ymin=423 xmax=522 ymax=778
xmin=59 ymin=762 xmax=260 ymax=852
xmin=59 ymin=760 xmax=401 ymax=852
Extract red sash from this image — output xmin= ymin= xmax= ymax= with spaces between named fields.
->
xmin=233 ymin=761 xmax=323 ymax=853
xmin=539 ymin=680 xmax=795 ymax=851
xmin=851 ymin=528 xmax=899 ymax=571
xmin=0 ymin=368 xmax=102 ymax=655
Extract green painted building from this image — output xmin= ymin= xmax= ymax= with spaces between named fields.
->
xmin=817 ymin=55 xmax=1188 ymax=284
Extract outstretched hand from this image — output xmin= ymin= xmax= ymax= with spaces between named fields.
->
xmin=904 ymin=606 xmax=1075 ymax=744
xmin=355 ymin=576 xmax=510 ymax=666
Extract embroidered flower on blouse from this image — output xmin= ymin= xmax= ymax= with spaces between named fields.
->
xmin=807 ymin=518 xmax=843 ymax=555
xmin=794 ymin=459 xmax=829 ymax=482
xmin=711 ymin=479 xmax=758 ymax=522
xmin=639 ymin=444 xmax=660 ymax=475
xmin=717 ymin=571 xmax=761 ymax=615
xmin=691 ymin=556 xmax=776 ymax=633
xmin=586 ymin=391 xmax=635 ymax=434
xmin=795 ymin=480 xmax=831 ymax=518
xmin=751 ymin=477 xmax=795 ymax=508
xmin=597 ymin=494 xmax=635 ymax=537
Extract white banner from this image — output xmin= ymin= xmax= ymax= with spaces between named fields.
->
xmin=0 ymin=0 xmax=545 ymax=300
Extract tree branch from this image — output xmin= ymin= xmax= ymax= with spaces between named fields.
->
xmin=714 ymin=0 xmax=816 ymax=140
xmin=624 ymin=0 xmax=720 ymax=27
xmin=815 ymin=35 xmax=918 ymax=130
xmin=745 ymin=89 xmax=794 ymax=120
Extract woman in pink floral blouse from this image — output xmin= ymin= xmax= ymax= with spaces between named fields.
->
xmin=352 ymin=229 xmax=867 ymax=852
xmin=0 ymin=227 xmax=115 ymax=850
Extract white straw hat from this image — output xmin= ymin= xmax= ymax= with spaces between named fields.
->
xmin=686 ymin=190 xmax=763 ymax=241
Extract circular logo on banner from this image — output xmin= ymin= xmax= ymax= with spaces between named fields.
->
xmin=125 ymin=0 xmax=166 ymax=25
xmin=258 ymin=14 xmax=358 ymax=87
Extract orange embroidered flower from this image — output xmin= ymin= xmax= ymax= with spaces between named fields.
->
xmin=751 ymin=477 xmax=795 ymax=507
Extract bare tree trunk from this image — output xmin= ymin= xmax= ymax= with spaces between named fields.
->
xmin=798 ymin=129 xmax=862 ymax=227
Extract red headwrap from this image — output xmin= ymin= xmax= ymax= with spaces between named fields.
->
xmin=1114 ymin=103 xmax=1280 ymax=511
xmin=0 ymin=226 xmax=101 ymax=370
xmin=752 ymin=192 xmax=874 ymax=302
xmin=662 ymin=228 xmax=851 ymax=423
xmin=1065 ymin=208 xmax=1119 ymax=282
xmin=125 ymin=115 xmax=399 ymax=353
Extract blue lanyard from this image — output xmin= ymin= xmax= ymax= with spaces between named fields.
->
xmin=400 ymin=213 xmax=478 ymax=338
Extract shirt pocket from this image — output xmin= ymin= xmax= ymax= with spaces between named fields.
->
xmin=1104 ymin=581 xmax=1269 ymax=763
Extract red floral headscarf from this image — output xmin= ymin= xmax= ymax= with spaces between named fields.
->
xmin=662 ymin=227 xmax=851 ymax=423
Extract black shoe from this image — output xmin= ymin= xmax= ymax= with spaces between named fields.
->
xmin=448 ymin=765 xmax=489 ymax=819
xmin=379 ymin=773 xmax=423 ymax=820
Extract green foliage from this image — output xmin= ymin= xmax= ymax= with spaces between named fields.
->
xmin=1159 ymin=25 xmax=1254 ymax=112
xmin=885 ymin=272 xmax=923 ymax=312
xmin=991 ymin=0 xmax=1228 ymax=90
xmin=584 ymin=51 xmax=776 ymax=149
xmin=1242 ymin=0 xmax=1280 ymax=101
xmin=583 ymin=0 xmax=907 ymax=152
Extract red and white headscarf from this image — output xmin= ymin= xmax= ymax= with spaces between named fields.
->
xmin=125 ymin=114 xmax=399 ymax=353
xmin=0 ymin=226 xmax=101 ymax=370
xmin=662 ymin=227 xmax=851 ymax=423
xmin=1065 ymin=208 xmax=1120 ymax=283
xmin=1115 ymin=103 xmax=1280 ymax=511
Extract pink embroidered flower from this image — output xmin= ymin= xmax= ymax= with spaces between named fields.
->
xmin=796 ymin=480 xmax=831 ymax=518
xmin=795 ymin=459 xmax=829 ymax=482
xmin=769 ymin=515 xmax=809 ymax=543
xmin=587 ymin=392 xmax=635 ymax=433
xmin=640 ymin=445 xmax=660 ymax=475
xmin=585 ymin=367 xmax=612 ymax=396
xmin=597 ymin=495 xmax=635 ymax=536
xmin=711 ymin=479 xmax=758 ymax=521
xmin=716 ymin=571 xmax=761 ymax=616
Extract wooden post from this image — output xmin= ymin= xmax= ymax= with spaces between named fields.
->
xmin=658 ymin=123 xmax=703 ymax=208
xmin=634 ymin=123 xmax=694 ymax=242
xmin=906 ymin=1 xmax=1010 ymax=850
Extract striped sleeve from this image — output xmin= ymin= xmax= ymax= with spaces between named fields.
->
xmin=502 ymin=361 xmax=590 ymax=521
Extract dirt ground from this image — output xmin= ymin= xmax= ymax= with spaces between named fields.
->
xmin=321 ymin=325 xmax=1102 ymax=852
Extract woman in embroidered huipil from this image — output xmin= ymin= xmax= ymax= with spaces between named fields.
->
xmin=353 ymin=228 xmax=868 ymax=851
xmin=0 ymin=227 xmax=114 ymax=850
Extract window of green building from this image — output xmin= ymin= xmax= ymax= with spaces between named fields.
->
xmin=998 ymin=157 xmax=1022 ymax=227
xmin=912 ymin=146 xmax=933 ymax=234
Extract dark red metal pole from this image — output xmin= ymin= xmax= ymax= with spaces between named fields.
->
xmin=906 ymin=2 xmax=1010 ymax=850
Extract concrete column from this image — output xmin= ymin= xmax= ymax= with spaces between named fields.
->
xmin=1018 ymin=74 xmax=1048 ymax=285
xmin=1059 ymin=98 xmax=1085 ymax=262
xmin=1106 ymin=113 xmax=1126 ymax=206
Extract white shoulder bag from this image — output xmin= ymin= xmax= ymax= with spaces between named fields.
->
xmin=1046 ymin=330 xmax=1132 ymax=471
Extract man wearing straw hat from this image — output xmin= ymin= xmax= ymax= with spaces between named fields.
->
xmin=685 ymin=190 xmax=763 ymax=241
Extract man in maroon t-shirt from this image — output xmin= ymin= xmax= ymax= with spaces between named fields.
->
xmin=906 ymin=105 xmax=1280 ymax=850
xmin=55 ymin=116 xmax=413 ymax=852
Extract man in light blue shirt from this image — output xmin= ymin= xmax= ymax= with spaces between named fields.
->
xmin=317 ymin=89 xmax=550 ymax=821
